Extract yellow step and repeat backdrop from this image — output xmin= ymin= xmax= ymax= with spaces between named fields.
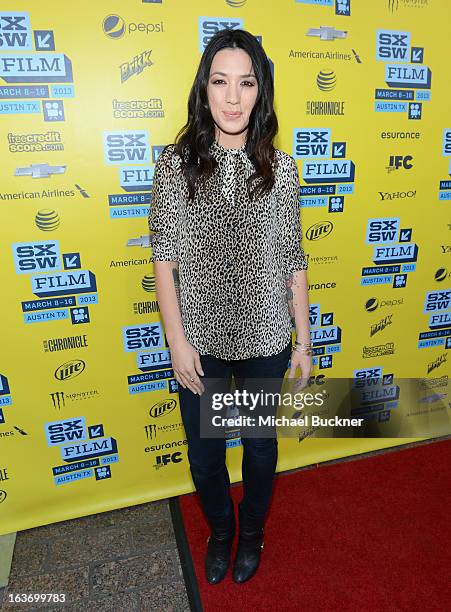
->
xmin=1 ymin=0 xmax=450 ymax=534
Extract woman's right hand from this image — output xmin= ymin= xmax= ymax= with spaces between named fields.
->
xmin=169 ymin=337 xmax=205 ymax=395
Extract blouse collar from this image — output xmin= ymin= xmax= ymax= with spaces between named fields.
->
xmin=208 ymin=137 xmax=254 ymax=202
xmin=209 ymin=138 xmax=254 ymax=173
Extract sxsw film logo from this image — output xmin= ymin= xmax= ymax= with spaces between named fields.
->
xmin=308 ymin=303 xmax=342 ymax=369
xmin=362 ymin=218 xmax=418 ymax=288
xmin=104 ymin=130 xmax=155 ymax=215
xmin=439 ymin=128 xmax=451 ymax=202
xmin=123 ymin=324 xmax=177 ymax=395
xmin=104 ymin=130 xmax=153 ymax=217
xmin=0 ymin=12 xmax=73 ymax=122
xmin=386 ymin=154 xmax=413 ymax=173
xmin=44 ymin=417 xmax=119 ymax=486
xmin=124 ymin=324 xmax=173 ymax=373
xmin=122 ymin=323 xmax=164 ymax=352
xmin=418 ymin=289 xmax=451 ymax=350
xmin=0 ymin=35 xmax=73 ymax=84
xmin=295 ymin=0 xmax=351 ymax=17
xmin=104 ymin=131 xmax=150 ymax=164
xmin=120 ymin=146 xmax=163 ymax=190
xmin=11 ymin=240 xmax=97 ymax=325
xmin=0 ymin=12 xmax=32 ymax=49
xmin=293 ymin=128 xmax=355 ymax=212
xmin=198 ymin=17 xmax=244 ymax=52
xmin=375 ymin=30 xmax=431 ymax=119
xmin=352 ymin=367 xmax=398 ymax=424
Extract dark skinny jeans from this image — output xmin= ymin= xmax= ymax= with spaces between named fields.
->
xmin=178 ymin=340 xmax=292 ymax=526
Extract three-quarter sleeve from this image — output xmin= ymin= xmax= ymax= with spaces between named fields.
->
xmin=148 ymin=146 xmax=180 ymax=261
xmin=278 ymin=155 xmax=308 ymax=276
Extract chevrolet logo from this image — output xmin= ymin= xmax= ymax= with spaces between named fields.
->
xmin=307 ymin=26 xmax=348 ymax=41
xmin=15 ymin=163 xmax=66 ymax=179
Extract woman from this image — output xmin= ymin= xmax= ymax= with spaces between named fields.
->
xmin=148 ymin=28 xmax=311 ymax=585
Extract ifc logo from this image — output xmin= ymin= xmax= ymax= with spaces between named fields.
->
xmin=35 ymin=209 xmax=60 ymax=231
xmin=317 ymin=70 xmax=336 ymax=92
xmin=103 ymin=15 xmax=125 ymax=39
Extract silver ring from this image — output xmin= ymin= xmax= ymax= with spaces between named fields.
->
xmin=190 ymin=377 xmax=194 ymax=382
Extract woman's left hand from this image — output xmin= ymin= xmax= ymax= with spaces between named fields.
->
xmin=287 ymin=349 xmax=312 ymax=391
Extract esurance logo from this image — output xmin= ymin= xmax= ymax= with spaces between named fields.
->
xmin=293 ymin=128 xmax=355 ymax=212
xmin=0 ymin=12 xmax=32 ymax=49
xmin=104 ymin=131 xmax=150 ymax=164
xmin=375 ymin=30 xmax=431 ymax=119
xmin=362 ymin=217 xmax=418 ymax=287
xmin=418 ymin=289 xmax=451 ymax=350
xmin=198 ymin=17 xmax=244 ymax=52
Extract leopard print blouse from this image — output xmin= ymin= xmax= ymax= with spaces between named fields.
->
xmin=148 ymin=138 xmax=308 ymax=360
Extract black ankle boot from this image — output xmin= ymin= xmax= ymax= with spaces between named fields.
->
xmin=232 ymin=502 xmax=265 ymax=584
xmin=205 ymin=505 xmax=236 ymax=585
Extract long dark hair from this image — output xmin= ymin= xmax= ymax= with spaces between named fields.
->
xmin=173 ymin=28 xmax=279 ymax=201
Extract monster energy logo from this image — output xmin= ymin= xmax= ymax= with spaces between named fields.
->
xmin=50 ymin=391 xmax=65 ymax=410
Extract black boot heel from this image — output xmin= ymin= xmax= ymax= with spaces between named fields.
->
xmin=205 ymin=507 xmax=236 ymax=585
xmin=232 ymin=503 xmax=265 ymax=584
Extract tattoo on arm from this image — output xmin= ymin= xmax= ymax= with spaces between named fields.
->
xmin=286 ymin=274 xmax=295 ymax=321
xmin=172 ymin=266 xmax=181 ymax=310
xmin=285 ymin=272 xmax=302 ymax=327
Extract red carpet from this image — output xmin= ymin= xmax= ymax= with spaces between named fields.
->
xmin=177 ymin=439 xmax=451 ymax=611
